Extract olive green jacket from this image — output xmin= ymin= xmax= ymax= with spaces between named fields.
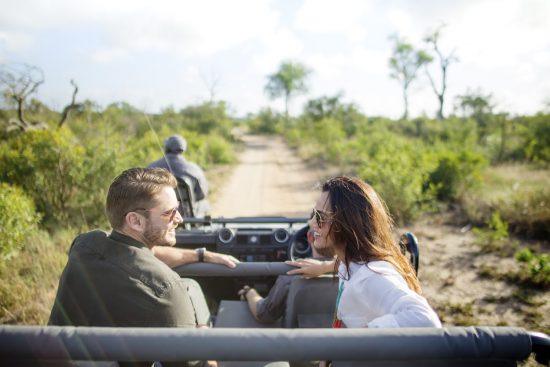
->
xmin=49 ymin=230 xmax=197 ymax=328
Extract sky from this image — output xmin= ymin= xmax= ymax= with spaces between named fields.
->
xmin=1 ymin=0 xmax=549 ymax=119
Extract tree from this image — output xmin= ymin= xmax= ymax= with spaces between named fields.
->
xmin=265 ymin=61 xmax=311 ymax=121
xmin=389 ymin=36 xmax=432 ymax=120
xmin=423 ymin=26 xmax=458 ymax=120
xmin=0 ymin=63 xmax=44 ymax=130
xmin=455 ymin=89 xmax=497 ymax=143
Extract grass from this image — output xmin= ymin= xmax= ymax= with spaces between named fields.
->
xmin=0 ymin=228 xmax=75 ymax=324
xmin=435 ymin=300 xmax=478 ymax=326
xmin=461 ymin=163 xmax=550 ymax=238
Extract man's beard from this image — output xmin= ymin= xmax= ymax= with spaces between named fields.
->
xmin=143 ymin=223 xmax=175 ymax=247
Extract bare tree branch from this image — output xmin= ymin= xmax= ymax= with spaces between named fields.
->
xmin=58 ymin=79 xmax=83 ymax=127
xmin=0 ymin=63 xmax=45 ymax=130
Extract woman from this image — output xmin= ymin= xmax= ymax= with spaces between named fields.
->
xmin=308 ymin=176 xmax=441 ymax=329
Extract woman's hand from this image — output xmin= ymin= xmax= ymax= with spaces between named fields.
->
xmin=285 ymin=258 xmax=335 ymax=278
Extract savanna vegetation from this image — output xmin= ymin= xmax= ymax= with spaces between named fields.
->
xmin=0 ymin=65 xmax=238 ymax=323
xmin=0 ymin=26 xmax=548 ymax=335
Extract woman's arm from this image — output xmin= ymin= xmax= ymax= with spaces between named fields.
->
xmin=285 ymin=258 xmax=335 ymax=278
xmin=356 ymin=274 xmax=441 ymax=328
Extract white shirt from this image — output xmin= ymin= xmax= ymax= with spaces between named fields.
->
xmin=337 ymin=261 xmax=442 ymax=328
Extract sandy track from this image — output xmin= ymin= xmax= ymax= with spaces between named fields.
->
xmin=211 ymin=135 xmax=323 ymax=217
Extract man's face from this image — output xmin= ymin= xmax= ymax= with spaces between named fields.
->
xmin=308 ymin=191 xmax=334 ymax=256
xmin=142 ymin=186 xmax=182 ymax=247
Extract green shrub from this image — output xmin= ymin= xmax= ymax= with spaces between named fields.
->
xmin=513 ymin=248 xmax=549 ymax=289
xmin=0 ymin=183 xmax=40 ymax=260
xmin=426 ymin=149 xmax=486 ymax=201
xmin=473 ymin=212 xmax=511 ymax=253
xmin=357 ymin=132 xmax=436 ymax=223
xmin=204 ymin=135 xmax=236 ymax=165
xmin=520 ymin=113 xmax=550 ymax=164
xmin=0 ymin=128 xmax=86 ymax=225
xmin=248 ymin=108 xmax=283 ymax=134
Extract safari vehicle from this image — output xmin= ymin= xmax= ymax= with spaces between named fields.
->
xmin=1 ymin=187 xmax=549 ymax=367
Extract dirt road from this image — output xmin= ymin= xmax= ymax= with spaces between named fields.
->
xmin=211 ymin=135 xmax=324 ymax=217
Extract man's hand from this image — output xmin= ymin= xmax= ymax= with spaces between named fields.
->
xmin=204 ymin=250 xmax=239 ymax=268
xmin=285 ymin=258 xmax=335 ymax=278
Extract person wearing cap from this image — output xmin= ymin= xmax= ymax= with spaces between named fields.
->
xmin=148 ymin=135 xmax=210 ymax=217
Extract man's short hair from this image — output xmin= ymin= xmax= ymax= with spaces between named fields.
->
xmin=106 ymin=167 xmax=177 ymax=230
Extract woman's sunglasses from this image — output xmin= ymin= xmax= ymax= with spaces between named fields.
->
xmin=309 ymin=208 xmax=329 ymax=228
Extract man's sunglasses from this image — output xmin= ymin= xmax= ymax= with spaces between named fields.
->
xmin=309 ymin=208 xmax=329 ymax=228
xmin=131 ymin=207 xmax=180 ymax=222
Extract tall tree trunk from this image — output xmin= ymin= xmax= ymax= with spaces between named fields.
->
xmin=402 ymin=86 xmax=409 ymax=120
xmin=437 ymin=94 xmax=444 ymax=120
xmin=284 ymin=92 xmax=290 ymax=123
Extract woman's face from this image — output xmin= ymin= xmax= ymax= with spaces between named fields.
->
xmin=308 ymin=191 xmax=335 ymax=255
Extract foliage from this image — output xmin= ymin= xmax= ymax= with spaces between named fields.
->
xmin=520 ymin=113 xmax=550 ymax=164
xmin=0 ymin=183 xmax=40 ymax=260
xmin=265 ymin=60 xmax=311 ymax=119
xmin=426 ymin=149 xmax=486 ymax=201
xmin=357 ymin=131 xmax=436 ymax=223
xmin=473 ymin=212 xmax=510 ymax=253
xmin=388 ymin=35 xmax=432 ymax=119
xmin=0 ymin=128 xmax=87 ymax=225
xmin=247 ymin=108 xmax=283 ymax=134
xmin=514 ymin=248 xmax=549 ymax=289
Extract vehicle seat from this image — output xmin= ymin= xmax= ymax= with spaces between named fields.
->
xmin=214 ymin=300 xmax=281 ymax=328
xmin=215 ymin=302 xmax=286 ymax=367
xmin=283 ymin=276 xmax=338 ymax=329
xmin=175 ymin=176 xmax=195 ymax=218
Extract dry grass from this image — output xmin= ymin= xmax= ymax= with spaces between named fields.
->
xmin=0 ymin=229 xmax=75 ymax=324
xmin=461 ymin=163 xmax=550 ymax=237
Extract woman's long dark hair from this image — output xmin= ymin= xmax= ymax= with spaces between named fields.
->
xmin=322 ymin=176 xmax=421 ymax=294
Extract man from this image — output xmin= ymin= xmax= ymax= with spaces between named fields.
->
xmin=148 ymin=135 xmax=209 ymax=217
xmin=49 ymin=168 xmax=237 ymax=365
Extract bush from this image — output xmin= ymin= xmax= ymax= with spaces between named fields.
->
xmin=0 ymin=183 xmax=40 ymax=260
xmin=357 ymin=132 xmax=436 ymax=223
xmin=513 ymin=248 xmax=549 ymax=289
xmin=473 ymin=212 xmax=511 ymax=253
xmin=0 ymin=128 xmax=86 ymax=225
xmin=426 ymin=149 xmax=486 ymax=201
xmin=203 ymin=135 xmax=236 ymax=165
xmin=248 ymin=108 xmax=283 ymax=134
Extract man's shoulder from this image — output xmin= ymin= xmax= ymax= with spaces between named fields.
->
xmin=69 ymin=230 xmax=181 ymax=297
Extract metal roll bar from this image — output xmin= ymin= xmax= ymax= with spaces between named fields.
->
xmin=1 ymin=326 xmax=547 ymax=364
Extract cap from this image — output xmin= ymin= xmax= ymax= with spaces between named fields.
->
xmin=164 ymin=135 xmax=187 ymax=153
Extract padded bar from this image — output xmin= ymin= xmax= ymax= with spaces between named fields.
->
xmin=0 ymin=326 xmax=533 ymax=362
xmin=175 ymin=262 xmax=294 ymax=277
xmin=182 ymin=216 xmax=308 ymax=225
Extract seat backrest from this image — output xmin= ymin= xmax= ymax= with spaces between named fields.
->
xmin=175 ymin=176 xmax=195 ymax=218
xmin=399 ymin=232 xmax=419 ymax=274
xmin=282 ymin=276 xmax=338 ymax=329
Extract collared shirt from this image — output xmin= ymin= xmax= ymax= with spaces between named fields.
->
xmin=49 ymin=230 xmax=197 ymax=328
xmin=336 ymin=261 xmax=442 ymax=328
